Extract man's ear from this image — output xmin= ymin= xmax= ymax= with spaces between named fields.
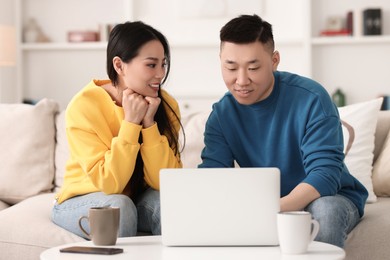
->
xmin=113 ymin=56 xmax=124 ymax=74
xmin=272 ymin=51 xmax=280 ymax=71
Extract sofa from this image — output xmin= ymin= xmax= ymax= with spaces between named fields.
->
xmin=0 ymin=97 xmax=389 ymax=260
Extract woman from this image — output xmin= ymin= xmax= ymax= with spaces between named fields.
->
xmin=52 ymin=21 xmax=184 ymax=237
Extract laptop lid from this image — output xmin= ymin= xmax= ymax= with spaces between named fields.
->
xmin=160 ymin=167 xmax=280 ymax=246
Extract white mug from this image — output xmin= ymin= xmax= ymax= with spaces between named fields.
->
xmin=277 ymin=211 xmax=320 ymax=254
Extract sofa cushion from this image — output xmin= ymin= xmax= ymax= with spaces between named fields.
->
xmin=0 ymin=200 xmax=9 ymax=210
xmin=0 ymin=193 xmax=84 ymax=260
xmin=0 ymin=99 xmax=59 ymax=204
xmin=345 ymin=197 xmax=390 ymax=259
xmin=180 ymin=111 xmax=211 ymax=168
xmin=372 ymin=127 xmax=390 ymax=196
xmin=54 ymin=110 xmax=68 ymax=192
xmin=338 ymin=98 xmax=383 ymax=203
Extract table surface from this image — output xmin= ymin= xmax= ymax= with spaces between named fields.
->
xmin=40 ymin=235 xmax=345 ymax=260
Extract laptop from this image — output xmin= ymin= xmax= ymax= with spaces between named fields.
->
xmin=159 ymin=167 xmax=280 ymax=246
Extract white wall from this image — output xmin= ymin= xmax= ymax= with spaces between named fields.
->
xmin=133 ymin=0 xmax=307 ymax=101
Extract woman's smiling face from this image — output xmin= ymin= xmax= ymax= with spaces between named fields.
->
xmin=119 ymin=40 xmax=167 ymax=98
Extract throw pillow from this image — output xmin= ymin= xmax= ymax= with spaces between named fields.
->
xmin=338 ymin=97 xmax=383 ymax=203
xmin=372 ymin=129 xmax=390 ymax=196
xmin=0 ymin=99 xmax=59 ymax=204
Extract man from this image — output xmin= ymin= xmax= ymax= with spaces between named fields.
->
xmin=198 ymin=14 xmax=368 ymax=248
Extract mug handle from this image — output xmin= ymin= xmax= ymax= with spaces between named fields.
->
xmin=310 ymin=219 xmax=320 ymax=241
xmin=78 ymin=216 xmax=91 ymax=239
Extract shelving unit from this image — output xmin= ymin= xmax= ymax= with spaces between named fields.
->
xmin=11 ymin=0 xmax=390 ymax=110
xmin=14 ymin=0 xmax=133 ymax=108
xmin=309 ymin=0 xmax=390 ymax=104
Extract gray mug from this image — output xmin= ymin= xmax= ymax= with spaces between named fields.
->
xmin=78 ymin=207 xmax=120 ymax=245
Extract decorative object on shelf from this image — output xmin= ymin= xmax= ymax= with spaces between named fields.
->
xmin=363 ymin=8 xmax=382 ymax=35
xmin=23 ymin=18 xmax=50 ymax=43
xmin=332 ymin=88 xmax=346 ymax=107
xmin=320 ymin=29 xmax=350 ymax=36
xmin=346 ymin=11 xmax=353 ymax=35
xmin=23 ymin=18 xmax=39 ymax=43
xmin=326 ymin=16 xmax=344 ymax=31
xmin=68 ymin=31 xmax=99 ymax=42
xmin=320 ymin=13 xmax=352 ymax=36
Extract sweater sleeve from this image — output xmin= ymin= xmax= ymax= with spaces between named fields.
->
xmin=139 ymin=91 xmax=183 ymax=190
xmin=300 ymin=109 xmax=345 ymax=196
xmin=66 ymin=104 xmax=143 ymax=195
xmin=140 ymin=124 xmax=182 ymax=189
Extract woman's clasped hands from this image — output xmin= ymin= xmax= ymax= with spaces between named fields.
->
xmin=122 ymin=88 xmax=161 ymax=128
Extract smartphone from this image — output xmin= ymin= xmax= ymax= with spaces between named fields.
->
xmin=59 ymin=246 xmax=123 ymax=255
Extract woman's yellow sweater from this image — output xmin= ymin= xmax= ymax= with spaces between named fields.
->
xmin=56 ymin=80 xmax=182 ymax=203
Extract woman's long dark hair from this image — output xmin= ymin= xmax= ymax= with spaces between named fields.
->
xmin=106 ymin=21 xmax=185 ymax=199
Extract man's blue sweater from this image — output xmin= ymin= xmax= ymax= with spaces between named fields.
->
xmin=199 ymin=71 xmax=368 ymax=217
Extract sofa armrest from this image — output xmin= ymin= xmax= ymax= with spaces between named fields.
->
xmin=374 ymin=111 xmax=390 ymax=162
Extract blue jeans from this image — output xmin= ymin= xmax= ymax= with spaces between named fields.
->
xmin=305 ymin=194 xmax=361 ymax=248
xmin=51 ymin=188 xmax=161 ymax=239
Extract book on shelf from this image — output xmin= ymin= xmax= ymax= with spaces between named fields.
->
xmin=363 ymin=8 xmax=382 ymax=35
xmin=347 ymin=11 xmax=353 ymax=35
xmin=320 ymin=29 xmax=351 ymax=36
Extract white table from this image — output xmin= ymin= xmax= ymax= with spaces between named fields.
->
xmin=40 ymin=236 xmax=345 ymax=260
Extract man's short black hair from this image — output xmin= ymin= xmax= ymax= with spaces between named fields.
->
xmin=220 ymin=14 xmax=275 ymax=52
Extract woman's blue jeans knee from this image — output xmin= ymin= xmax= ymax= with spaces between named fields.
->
xmin=136 ymin=188 xmax=161 ymax=235
xmin=305 ymin=194 xmax=361 ymax=248
xmin=52 ymin=188 xmax=161 ymax=239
